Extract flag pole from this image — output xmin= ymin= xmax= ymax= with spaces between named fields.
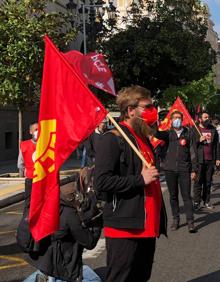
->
xmin=177 ymin=97 xmax=202 ymax=136
xmin=106 ymin=113 xmax=151 ymax=168
xmin=191 ymin=120 xmax=202 ymax=137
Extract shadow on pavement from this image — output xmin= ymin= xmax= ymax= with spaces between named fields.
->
xmin=209 ymin=193 xmax=220 ymax=199
xmin=0 ymin=242 xmax=22 ymax=255
xmin=187 ymin=270 xmax=220 ymax=281
xmin=194 ymin=211 xmax=220 ymax=230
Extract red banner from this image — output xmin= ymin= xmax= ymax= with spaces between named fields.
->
xmin=64 ymin=51 xmax=116 ymax=96
xmin=29 ymin=36 xmax=107 ymax=241
xmin=150 ymin=97 xmax=194 ymax=149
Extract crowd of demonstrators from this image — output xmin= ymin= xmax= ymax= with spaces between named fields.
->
xmin=17 ymin=90 xmax=220 ymax=282
xmin=154 ymin=111 xmax=196 ymax=233
xmin=192 ymin=111 xmax=220 ymax=211
xmin=94 ymin=86 xmax=167 ymax=282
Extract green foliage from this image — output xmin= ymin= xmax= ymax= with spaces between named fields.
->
xmin=0 ymin=0 xmax=77 ymax=110
xmin=161 ymin=72 xmax=218 ymax=113
xmin=99 ymin=0 xmax=216 ymax=96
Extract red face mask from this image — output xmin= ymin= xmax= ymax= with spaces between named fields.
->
xmin=141 ymin=106 xmax=158 ymax=126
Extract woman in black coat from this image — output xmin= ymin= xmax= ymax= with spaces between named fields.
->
xmin=23 ymin=183 xmax=102 ymax=282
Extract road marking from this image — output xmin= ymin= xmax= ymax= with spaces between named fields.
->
xmin=0 ymin=184 xmax=24 ymax=198
xmin=83 ymin=238 xmax=106 ymax=259
xmin=0 ymin=230 xmax=16 ymax=235
xmin=0 ymin=255 xmax=27 ymax=270
xmin=5 ymin=211 xmax=23 ymax=215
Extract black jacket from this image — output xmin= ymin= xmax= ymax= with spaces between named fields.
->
xmin=94 ymin=125 xmax=167 ymax=236
xmin=29 ymin=200 xmax=101 ymax=282
xmin=155 ymin=127 xmax=196 ymax=172
xmin=85 ymin=129 xmax=105 ymax=159
xmin=191 ymin=125 xmax=220 ymax=165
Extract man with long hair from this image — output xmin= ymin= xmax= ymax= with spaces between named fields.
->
xmin=94 ymin=86 xmax=167 ymax=282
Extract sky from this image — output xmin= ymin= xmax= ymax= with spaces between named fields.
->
xmin=202 ymin=0 xmax=220 ymax=37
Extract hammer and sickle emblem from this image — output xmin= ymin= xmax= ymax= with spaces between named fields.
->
xmin=171 ymin=108 xmax=178 ymax=113
xmin=33 ymin=119 xmax=56 ymax=183
xmin=161 ymin=118 xmax=168 ymax=125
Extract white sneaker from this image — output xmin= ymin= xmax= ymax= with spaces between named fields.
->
xmin=204 ymin=202 xmax=215 ymax=210
xmin=211 ymin=186 xmax=216 ymax=192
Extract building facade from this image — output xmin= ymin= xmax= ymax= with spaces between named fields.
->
xmin=0 ymin=107 xmax=38 ymax=162
xmin=206 ymin=14 xmax=220 ymax=88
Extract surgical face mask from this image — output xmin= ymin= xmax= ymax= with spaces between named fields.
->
xmin=172 ymin=118 xmax=182 ymax=129
xmin=141 ymin=106 xmax=158 ymax=126
xmin=32 ymin=130 xmax=38 ymax=141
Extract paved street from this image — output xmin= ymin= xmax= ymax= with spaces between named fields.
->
xmin=0 ymin=175 xmax=220 ymax=282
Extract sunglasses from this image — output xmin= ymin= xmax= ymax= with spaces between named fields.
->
xmin=136 ymin=104 xmax=153 ymax=110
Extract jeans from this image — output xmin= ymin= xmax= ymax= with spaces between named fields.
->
xmin=23 ymin=270 xmax=46 ymax=282
xmin=82 ymin=265 xmax=102 ymax=281
xmin=80 ymin=147 xmax=88 ymax=168
xmin=23 ymin=266 xmax=101 ymax=282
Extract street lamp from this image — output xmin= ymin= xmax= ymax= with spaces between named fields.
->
xmin=66 ymin=0 xmax=78 ymax=27
xmin=66 ymin=0 xmax=117 ymax=54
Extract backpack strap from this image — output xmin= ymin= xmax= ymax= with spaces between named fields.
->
xmin=79 ymin=166 xmax=95 ymax=195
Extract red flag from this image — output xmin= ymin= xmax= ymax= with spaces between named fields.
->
xmin=63 ymin=50 xmax=87 ymax=84
xmin=150 ymin=97 xmax=194 ymax=149
xmin=29 ymin=36 xmax=107 ymax=241
xmin=64 ymin=51 xmax=116 ymax=96
xmin=166 ymin=97 xmax=194 ymax=127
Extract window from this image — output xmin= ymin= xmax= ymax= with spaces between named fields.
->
xmin=5 ymin=132 xmax=13 ymax=149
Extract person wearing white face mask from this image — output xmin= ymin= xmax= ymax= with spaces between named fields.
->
xmin=154 ymin=111 xmax=197 ymax=233
xmin=17 ymin=122 xmax=38 ymax=209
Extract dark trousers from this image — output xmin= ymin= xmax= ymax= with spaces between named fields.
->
xmin=193 ymin=161 xmax=214 ymax=204
xmin=105 ymin=237 xmax=156 ymax=282
xmin=24 ymin=178 xmax=32 ymax=210
xmin=165 ymin=171 xmax=194 ymax=222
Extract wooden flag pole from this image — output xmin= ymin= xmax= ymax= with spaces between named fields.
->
xmin=191 ymin=120 xmax=202 ymax=137
xmin=106 ymin=113 xmax=151 ymax=168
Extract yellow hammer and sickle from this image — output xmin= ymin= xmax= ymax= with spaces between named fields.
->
xmin=33 ymin=119 xmax=56 ymax=183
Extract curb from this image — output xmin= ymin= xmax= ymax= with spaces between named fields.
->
xmin=0 ymin=172 xmax=79 ymax=210
xmin=0 ymin=191 xmax=25 ymax=209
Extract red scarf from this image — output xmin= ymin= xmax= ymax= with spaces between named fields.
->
xmin=104 ymin=121 xmax=162 ymax=238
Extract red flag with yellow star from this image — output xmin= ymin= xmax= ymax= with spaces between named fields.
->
xmin=150 ymin=97 xmax=194 ymax=148
xmin=29 ymin=36 xmax=107 ymax=241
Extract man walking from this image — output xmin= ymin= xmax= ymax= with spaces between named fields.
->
xmin=94 ymin=86 xmax=167 ymax=282
xmin=192 ymin=111 xmax=220 ymax=210
xmin=155 ymin=111 xmax=196 ymax=233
